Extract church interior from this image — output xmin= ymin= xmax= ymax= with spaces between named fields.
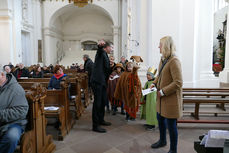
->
xmin=0 ymin=0 xmax=229 ymax=153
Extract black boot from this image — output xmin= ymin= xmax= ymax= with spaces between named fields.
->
xmin=151 ymin=140 xmax=167 ymax=148
xmin=100 ymin=121 xmax=112 ymax=126
xmin=125 ymin=113 xmax=130 ymax=120
xmin=92 ymin=126 xmax=107 ymax=133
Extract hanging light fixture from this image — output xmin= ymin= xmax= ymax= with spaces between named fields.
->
xmin=42 ymin=0 xmax=93 ymax=7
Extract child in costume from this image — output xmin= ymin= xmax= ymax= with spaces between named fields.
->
xmin=107 ymin=63 xmax=125 ymax=115
xmin=114 ymin=56 xmax=143 ymax=120
xmin=140 ymin=67 xmax=158 ymax=130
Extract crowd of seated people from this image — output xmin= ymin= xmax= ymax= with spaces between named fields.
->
xmin=2 ymin=63 xmax=61 ymax=79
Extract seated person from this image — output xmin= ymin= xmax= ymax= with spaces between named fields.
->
xmin=48 ymin=65 xmax=67 ymax=89
xmin=32 ymin=66 xmax=43 ymax=78
xmin=48 ymin=64 xmax=54 ymax=73
xmin=77 ymin=64 xmax=85 ymax=73
xmin=3 ymin=65 xmax=13 ymax=74
xmin=0 ymin=70 xmax=29 ymax=153
xmin=42 ymin=66 xmax=50 ymax=74
xmin=13 ymin=63 xmax=30 ymax=79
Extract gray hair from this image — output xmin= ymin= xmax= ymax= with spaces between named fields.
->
xmin=83 ymin=54 xmax=89 ymax=59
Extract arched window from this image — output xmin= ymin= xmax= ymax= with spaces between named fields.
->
xmin=81 ymin=41 xmax=98 ymax=51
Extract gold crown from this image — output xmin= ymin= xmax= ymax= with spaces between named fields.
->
xmin=147 ymin=67 xmax=157 ymax=75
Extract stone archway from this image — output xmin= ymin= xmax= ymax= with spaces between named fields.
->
xmin=42 ymin=2 xmax=119 ymax=65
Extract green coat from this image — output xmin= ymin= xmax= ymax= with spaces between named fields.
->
xmin=140 ymin=80 xmax=158 ymax=126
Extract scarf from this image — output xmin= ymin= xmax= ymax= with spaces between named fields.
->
xmin=54 ymin=73 xmax=64 ymax=80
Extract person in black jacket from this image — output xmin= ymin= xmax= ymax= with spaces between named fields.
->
xmin=42 ymin=66 xmax=50 ymax=74
xmin=13 ymin=63 xmax=30 ymax=79
xmin=83 ymin=54 xmax=94 ymax=87
xmin=32 ymin=66 xmax=43 ymax=78
xmin=91 ymin=40 xmax=112 ymax=133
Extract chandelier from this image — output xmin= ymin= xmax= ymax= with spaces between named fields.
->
xmin=42 ymin=0 xmax=93 ymax=7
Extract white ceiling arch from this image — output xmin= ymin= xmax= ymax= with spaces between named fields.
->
xmin=49 ymin=3 xmax=114 ymax=27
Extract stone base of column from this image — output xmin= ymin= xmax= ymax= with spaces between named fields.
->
xmin=219 ymin=68 xmax=229 ymax=87
xmin=195 ymin=71 xmax=219 ymax=88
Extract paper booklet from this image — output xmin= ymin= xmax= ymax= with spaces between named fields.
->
xmin=109 ymin=75 xmax=119 ymax=80
xmin=142 ymin=87 xmax=157 ymax=96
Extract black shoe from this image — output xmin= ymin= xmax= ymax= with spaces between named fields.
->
xmin=130 ymin=117 xmax=136 ymax=121
xmin=151 ymin=140 xmax=167 ymax=148
xmin=168 ymin=151 xmax=177 ymax=153
xmin=92 ymin=126 xmax=107 ymax=133
xmin=143 ymin=124 xmax=149 ymax=127
xmin=146 ymin=125 xmax=155 ymax=131
xmin=100 ymin=121 xmax=112 ymax=126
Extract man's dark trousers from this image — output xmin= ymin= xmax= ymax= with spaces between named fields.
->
xmin=92 ymin=82 xmax=108 ymax=127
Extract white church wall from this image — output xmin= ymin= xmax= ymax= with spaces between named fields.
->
xmin=0 ymin=0 xmax=43 ymax=66
xmin=32 ymin=0 xmax=43 ymax=64
xmin=194 ymin=0 xmax=219 ymax=87
xmin=151 ymin=0 xmax=180 ymax=68
xmin=145 ymin=0 xmax=218 ymax=87
xmin=62 ymin=13 xmax=113 ymax=40
xmin=179 ymin=0 xmax=196 ymax=86
xmin=0 ymin=0 xmax=14 ymax=66
xmin=14 ymin=0 xmax=23 ymax=65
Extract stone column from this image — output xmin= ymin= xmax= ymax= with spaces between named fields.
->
xmin=0 ymin=0 xmax=14 ymax=66
xmin=43 ymin=28 xmax=52 ymax=65
xmin=113 ymin=25 xmax=119 ymax=63
xmin=219 ymin=5 xmax=229 ymax=86
xmin=195 ymin=0 xmax=218 ymax=87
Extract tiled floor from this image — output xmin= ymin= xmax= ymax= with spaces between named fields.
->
xmin=53 ymin=104 xmax=229 ymax=153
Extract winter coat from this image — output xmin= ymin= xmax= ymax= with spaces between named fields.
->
xmin=13 ymin=68 xmax=30 ymax=79
xmin=84 ymin=58 xmax=94 ymax=78
xmin=48 ymin=74 xmax=67 ymax=89
xmin=153 ymin=56 xmax=183 ymax=119
xmin=32 ymin=71 xmax=43 ymax=78
xmin=91 ymin=46 xmax=111 ymax=86
xmin=0 ymin=74 xmax=29 ymax=136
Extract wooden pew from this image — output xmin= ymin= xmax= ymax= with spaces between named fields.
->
xmin=18 ymin=78 xmax=85 ymax=119
xmin=20 ymin=83 xmax=56 ymax=153
xmin=20 ymin=81 xmax=75 ymax=140
xmin=183 ymin=97 xmax=229 ymax=120
xmin=182 ymin=90 xmax=229 ymax=119
xmin=69 ymin=77 xmax=85 ymax=119
xmin=183 ymin=88 xmax=229 ymax=92
xmin=177 ymin=119 xmax=229 ymax=124
xmin=183 ymin=88 xmax=229 ymax=111
xmin=76 ymin=73 xmax=90 ymax=107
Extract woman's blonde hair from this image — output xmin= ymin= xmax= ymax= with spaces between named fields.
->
xmin=160 ymin=36 xmax=176 ymax=58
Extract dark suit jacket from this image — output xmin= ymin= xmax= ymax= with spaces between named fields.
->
xmin=84 ymin=58 xmax=94 ymax=78
xmin=13 ymin=68 xmax=30 ymax=79
xmin=91 ymin=46 xmax=111 ymax=86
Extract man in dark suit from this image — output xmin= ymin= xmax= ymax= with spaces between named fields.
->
xmin=83 ymin=54 xmax=94 ymax=87
xmin=91 ymin=40 xmax=112 ymax=133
